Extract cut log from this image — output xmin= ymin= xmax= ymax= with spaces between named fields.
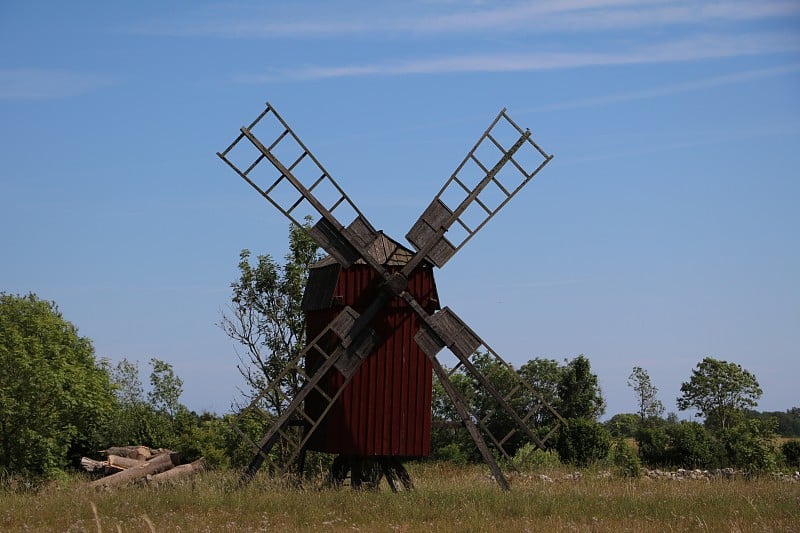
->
xmin=107 ymin=454 xmax=147 ymax=469
xmin=99 ymin=446 xmax=162 ymax=460
xmin=147 ymin=458 xmax=206 ymax=484
xmin=80 ymin=457 xmax=107 ymax=472
xmin=89 ymin=452 xmax=179 ymax=489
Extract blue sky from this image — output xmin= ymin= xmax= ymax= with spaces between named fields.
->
xmin=2 ymin=1 xmax=798 ymax=418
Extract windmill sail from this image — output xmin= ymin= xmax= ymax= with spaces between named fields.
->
xmin=217 ymin=103 xmax=382 ymax=269
xmin=406 ymin=109 xmax=553 ymax=268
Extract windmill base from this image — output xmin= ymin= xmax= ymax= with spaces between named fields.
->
xmin=329 ymin=455 xmax=413 ymax=492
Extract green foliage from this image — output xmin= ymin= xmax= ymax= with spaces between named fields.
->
xmin=635 ymin=426 xmax=669 ymax=466
xmin=557 ymin=355 xmax=605 ymax=420
xmin=677 ymin=357 xmax=762 ymax=431
xmin=780 ymin=439 xmax=800 ymax=468
xmin=172 ymin=411 xmax=231 ymax=468
xmin=431 ymin=353 xmax=605 ymax=463
xmin=148 ymin=358 xmax=183 ymax=418
xmin=628 ymin=366 xmax=664 ymax=423
xmin=777 ymin=407 xmax=800 ymax=437
xmin=605 ymin=413 xmax=640 ymax=438
xmin=611 ymin=437 xmax=641 ymax=477
xmin=517 ymin=357 xmax=565 ymax=431
xmin=510 ymin=443 xmax=562 ymax=471
xmin=222 ymin=410 xmax=271 ymax=469
xmin=0 ymin=293 xmax=116 ymax=479
xmin=434 ymin=443 xmax=471 ymax=466
xmin=107 ymin=358 xmax=183 ymax=450
xmin=220 ymin=221 xmax=320 ymax=414
xmin=665 ymin=422 xmax=715 ymax=469
xmin=745 ymin=407 xmax=800 ymax=437
xmin=556 ymin=418 xmax=611 ymax=466
xmin=718 ymin=418 xmax=778 ymax=472
xmin=430 ymin=363 xmax=495 ymax=463
xmin=464 ymin=352 xmax=534 ymax=457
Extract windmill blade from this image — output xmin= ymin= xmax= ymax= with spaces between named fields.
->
xmin=428 ymin=352 xmax=511 ymax=491
xmin=405 ymin=109 xmax=553 ymax=270
xmin=217 ymin=103 xmax=387 ymax=272
xmin=413 ymin=305 xmax=565 ymax=459
xmin=231 ymin=306 xmax=380 ymax=482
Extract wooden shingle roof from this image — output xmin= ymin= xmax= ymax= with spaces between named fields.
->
xmin=311 ymin=232 xmax=416 ymax=269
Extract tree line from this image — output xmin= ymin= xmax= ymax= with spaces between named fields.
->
xmin=0 ymin=292 xmax=259 ymax=482
xmin=3 ymin=223 xmax=799 ymax=482
xmin=215 ymin=224 xmax=800 ymax=476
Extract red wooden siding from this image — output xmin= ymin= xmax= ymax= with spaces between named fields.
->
xmin=305 ymin=264 xmax=438 ymax=456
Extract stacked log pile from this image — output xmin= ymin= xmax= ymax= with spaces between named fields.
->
xmin=81 ymin=446 xmax=205 ymax=488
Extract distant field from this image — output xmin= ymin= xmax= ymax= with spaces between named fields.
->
xmin=2 ymin=463 xmax=798 ymax=531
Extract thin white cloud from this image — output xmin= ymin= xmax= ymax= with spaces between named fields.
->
xmin=133 ymin=0 xmax=800 ymax=39
xmin=240 ymin=33 xmax=800 ymax=82
xmin=0 ymin=68 xmax=116 ymax=100
xmin=529 ymin=63 xmax=800 ymax=112
xmin=414 ymin=0 xmax=800 ymax=33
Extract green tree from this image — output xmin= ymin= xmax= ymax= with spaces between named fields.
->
xmin=430 ymin=353 xmax=567 ymax=462
xmin=676 ymin=357 xmax=762 ymax=431
xmin=635 ymin=425 xmax=668 ymax=466
xmin=628 ymin=366 xmax=664 ymax=423
xmin=107 ymin=357 xmax=187 ymax=450
xmin=111 ymin=358 xmax=143 ymax=406
xmin=745 ymin=407 xmax=800 ymax=437
xmin=148 ymin=357 xmax=184 ymax=418
xmin=108 ymin=358 xmax=166 ymax=448
xmin=781 ymin=439 xmax=800 ymax=468
xmin=611 ymin=436 xmax=642 ymax=477
xmin=431 ymin=354 xmax=604 ymax=461
xmin=665 ymin=421 xmax=715 ymax=468
xmin=0 ymin=293 xmax=115 ymax=478
xmin=605 ymin=413 xmax=640 ymax=438
xmin=555 ymin=418 xmax=611 ymax=466
xmin=220 ymin=221 xmax=320 ymax=414
xmin=518 ymin=357 xmax=564 ymax=430
xmin=557 ymin=354 xmax=605 ymax=420
xmin=719 ymin=418 xmax=778 ymax=472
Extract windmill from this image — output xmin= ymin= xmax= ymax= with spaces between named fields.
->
xmin=217 ymin=103 xmax=564 ymax=491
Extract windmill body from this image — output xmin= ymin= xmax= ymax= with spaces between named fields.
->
xmin=302 ymin=234 xmax=438 ymax=457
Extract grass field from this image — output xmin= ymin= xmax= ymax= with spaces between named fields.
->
xmin=2 ymin=463 xmax=798 ymax=531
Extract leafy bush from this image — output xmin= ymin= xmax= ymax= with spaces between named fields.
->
xmin=173 ymin=411 xmax=231 ymax=468
xmin=665 ymin=422 xmax=715 ymax=469
xmin=719 ymin=419 xmax=778 ymax=472
xmin=434 ymin=443 xmax=471 ymax=465
xmin=605 ymin=413 xmax=640 ymax=438
xmin=556 ymin=418 xmax=611 ymax=466
xmin=611 ymin=437 xmax=641 ymax=477
xmin=635 ymin=426 xmax=668 ymax=466
xmin=510 ymin=443 xmax=562 ymax=470
xmin=781 ymin=439 xmax=800 ymax=468
xmin=0 ymin=293 xmax=116 ymax=479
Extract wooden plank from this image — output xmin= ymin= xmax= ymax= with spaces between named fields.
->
xmin=301 ymin=264 xmax=341 ymax=311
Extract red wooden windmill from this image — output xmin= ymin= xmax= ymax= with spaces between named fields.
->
xmin=217 ymin=103 xmax=564 ymax=490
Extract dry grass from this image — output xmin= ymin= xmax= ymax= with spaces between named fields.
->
xmin=1 ymin=463 xmax=798 ymax=531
